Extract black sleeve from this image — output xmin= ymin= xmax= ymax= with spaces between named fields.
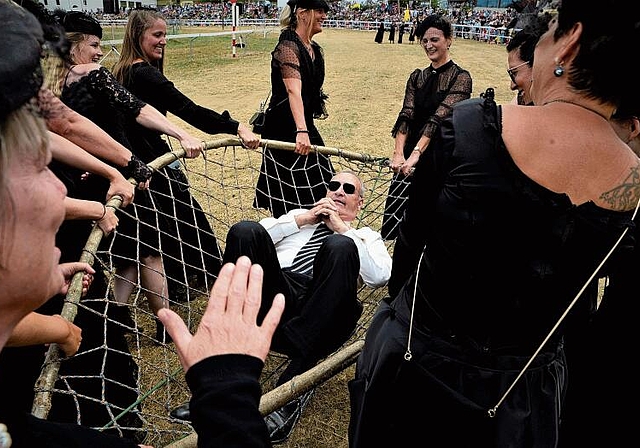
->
xmin=186 ymin=354 xmax=271 ymax=448
xmin=1 ymin=412 xmax=139 ymax=448
xmin=136 ymin=65 xmax=239 ymax=135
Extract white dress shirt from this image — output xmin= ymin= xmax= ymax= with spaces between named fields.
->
xmin=259 ymin=209 xmax=392 ymax=288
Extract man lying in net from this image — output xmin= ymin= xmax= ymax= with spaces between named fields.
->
xmin=170 ymin=170 xmax=392 ymax=444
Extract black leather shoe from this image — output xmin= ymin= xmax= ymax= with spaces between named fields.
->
xmin=264 ymin=389 xmax=314 ymax=444
xmin=170 ymin=402 xmax=190 ymax=421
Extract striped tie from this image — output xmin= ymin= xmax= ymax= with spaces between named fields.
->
xmin=289 ymin=223 xmax=333 ymax=275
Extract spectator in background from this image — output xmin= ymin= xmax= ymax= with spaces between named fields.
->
xmin=374 ymin=21 xmax=384 ymax=43
xmin=253 ymin=0 xmax=335 ymax=218
xmin=408 ymin=20 xmax=416 ymax=43
xmin=381 ymin=13 xmax=472 ymax=244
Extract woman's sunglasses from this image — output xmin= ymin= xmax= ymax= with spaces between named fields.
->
xmin=328 ymin=180 xmax=357 ymax=195
xmin=507 ymin=60 xmax=530 ymax=83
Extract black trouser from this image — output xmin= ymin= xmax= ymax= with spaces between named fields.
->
xmin=223 ymin=221 xmax=362 ymax=366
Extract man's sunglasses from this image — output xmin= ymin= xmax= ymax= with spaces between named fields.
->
xmin=507 ymin=60 xmax=530 ymax=83
xmin=328 ymin=180 xmax=357 ymax=195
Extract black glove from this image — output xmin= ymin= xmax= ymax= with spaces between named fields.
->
xmin=124 ymin=154 xmax=153 ymax=184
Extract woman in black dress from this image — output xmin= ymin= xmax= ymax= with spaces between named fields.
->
xmin=374 ymin=22 xmax=384 ymax=43
xmin=408 ymin=20 xmax=416 ymax=43
xmin=381 ymin=14 xmax=472 ymax=240
xmin=253 ymin=0 xmax=335 ymax=218
xmin=388 ymin=22 xmax=396 ymax=43
xmin=113 ymin=8 xmax=260 ymax=299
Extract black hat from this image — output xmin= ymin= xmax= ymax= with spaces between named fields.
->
xmin=287 ymin=0 xmax=330 ymax=12
xmin=55 ymin=9 xmax=102 ymax=39
xmin=0 ymin=0 xmax=44 ymax=119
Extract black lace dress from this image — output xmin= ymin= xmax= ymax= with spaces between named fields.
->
xmin=0 ymin=70 xmax=146 ymax=443
xmin=44 ymin=66 xmax=146 ymax=440
xmin=59 ymin=66 xmax=161 ymax=264
xmin=381 ymin=60 xmax=472 ymax=240
xmin=254 ymin=29 xmax=335 ymax=218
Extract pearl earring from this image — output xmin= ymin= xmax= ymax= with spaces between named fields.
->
xmin=553 ymin=63 xmax=564 ymax=77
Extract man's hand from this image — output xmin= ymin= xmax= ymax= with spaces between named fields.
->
xmin=310 ymin=197 xmax=349 ymax=233
xmin=158 ymin=256 xmax=284 ymax=372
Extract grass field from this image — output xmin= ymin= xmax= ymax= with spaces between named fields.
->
xmin=102 ymin=26 xmax=515 ymax=448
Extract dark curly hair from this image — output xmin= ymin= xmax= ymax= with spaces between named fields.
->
xmin=415 ymin=14 xmax=452 ymax=41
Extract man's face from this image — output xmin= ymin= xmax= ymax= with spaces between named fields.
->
xmin=325 ymin=172 xmax=363 ymax=222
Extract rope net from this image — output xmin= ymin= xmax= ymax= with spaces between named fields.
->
xmin=31 ymin=138 xmax=410 ymax=447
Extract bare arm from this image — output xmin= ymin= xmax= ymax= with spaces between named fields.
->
xmin=7 ymin=313 xmax=82 ymax=357
xmin=50 ymin=131 xmax=135 ymax=207
xmin=64 ymin=197 xmax=118 ymax=236
xmin=283 ymin=77 xmax=313 ymax=155
xmin=40 ymin=88 xmax=132 ymax=168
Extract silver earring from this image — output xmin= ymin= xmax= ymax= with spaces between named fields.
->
xmin=554 ymin=64 xmax=564 ymax=77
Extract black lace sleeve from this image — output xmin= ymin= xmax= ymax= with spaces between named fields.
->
xmin=86 ymin=66 xmax=145 ymax=119
xmin=273 ymin=39 xmax=303 ymax=81
xmin=392 ymin=64 xmax=472 ymax=139
xmin=272 ymin=31 xmax=328 ymax=120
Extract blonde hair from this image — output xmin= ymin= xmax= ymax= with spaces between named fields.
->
xmin=0 ymin=98 xmax=49 ymax=267
xmin=280 ymin=5 xmax=315 ymax=43
xmin=280 ymin=5 xmax=295 ymax=29
xmin=43 ymin=32 xmax=87 ymax=97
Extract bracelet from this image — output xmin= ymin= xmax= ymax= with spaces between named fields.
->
xmin=295 ymin=130 xmax=309 ymax=134
xmin=98 ymin=204 xmax=107 ymax=221
xmin=413 ymin=145 xmax=424 ymax=154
